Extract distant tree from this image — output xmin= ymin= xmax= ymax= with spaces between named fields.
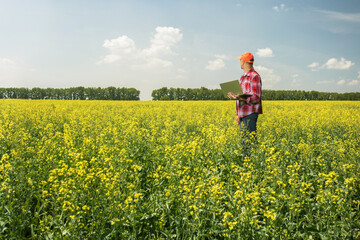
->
xmin=15 ymin=88 xmax=30 ymax=99
xmin=0 ymin=88 xmax=5 ymax=98
xmin=30 ymin=88 xmax=46 ymax=99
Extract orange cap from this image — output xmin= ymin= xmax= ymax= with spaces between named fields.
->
xmin=237 ymin=52 xmax=254 ymax=63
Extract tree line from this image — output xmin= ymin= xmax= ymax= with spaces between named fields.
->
xmin=0 ymin=87 xmax=140 ymax=100
xmin=152 ymin=87 xmax=226 ymax=100
xmin=151 ymin=87 xmax=360 ymax=101
xmin=0 ymin=87 xmax=359 ymax=101
xmin=262 ymin=90 xmax=360 ymax=101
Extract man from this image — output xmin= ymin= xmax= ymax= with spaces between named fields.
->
xmin=227 ymin=52 xmax=262 ymax=156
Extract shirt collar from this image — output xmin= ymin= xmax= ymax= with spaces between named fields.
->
xmin=243 ymin=67 xmax=254 ymax=77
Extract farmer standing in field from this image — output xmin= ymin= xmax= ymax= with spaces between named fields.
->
xmin=228 ymin=52 xmax=262 ymax=156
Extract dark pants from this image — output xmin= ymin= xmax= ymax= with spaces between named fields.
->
xmin=239 ymin=112 xmax=258 ymax=156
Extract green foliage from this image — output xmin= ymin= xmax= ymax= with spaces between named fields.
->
xmin=1 ymin=87 xmax=359 ymax=101
xmin=151 ymin=87 xmax=360 ymax=101
xmin=0 ymin=87 xmax=140 ymax=100
xmin=152 ymin=87 xmax=227 ymax=100
xmin=262 ymin=90 xmax=360 ymax=100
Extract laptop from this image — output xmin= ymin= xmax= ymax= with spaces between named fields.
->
xmin=219 ymin=80 xmax=252 ymax=99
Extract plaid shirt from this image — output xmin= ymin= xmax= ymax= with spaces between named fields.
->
xmin=236 ymin=68 xmax=263 ymax=118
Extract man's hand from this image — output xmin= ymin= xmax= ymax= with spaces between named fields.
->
xmin=227 ymin=92 xmax=238 ymax=100
xmin=227 ymin=92 xmax=246 ymax=101
xmin=236 ymin=115 xmax=240 ymax=125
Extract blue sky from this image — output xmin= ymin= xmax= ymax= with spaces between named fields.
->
xmin=1 ymin=0 xmax=359 ymax=100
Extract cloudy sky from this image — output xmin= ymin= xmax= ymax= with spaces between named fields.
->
xmin=1 ymin=0 xmax=360 ymax=100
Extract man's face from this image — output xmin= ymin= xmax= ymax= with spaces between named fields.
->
xmin=240 ymin=59 xmax=244 ymax=70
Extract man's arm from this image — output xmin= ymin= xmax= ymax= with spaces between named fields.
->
xmin=245 ymin=75 xmax=261 ymax=104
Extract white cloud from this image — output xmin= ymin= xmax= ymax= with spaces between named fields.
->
xmin=308 ymin=62 xmax=319 ymax=68
xmin=348 ymin=80 xmax=359 ymax=86
xmin=318 ymin=10 xmax=360 ymax=23
xmin=205 ymin=58 xmax=225 ymax=71
xmin=308 ymin=58 xmax=354 ymax=71
xmin=272 ymin=4 xmax=288 ymax=12
xmin=214 ymin=54 xmax=229 ymax=60
xmin=322 ymin=57 xmax=354 ymax=70
xmin=308 ymin=62 xmax=320 ymax=72
xmin=337 ymin=72 xmax=360 ymax=86
xmin=98 ymin=26 xmax=183 ymax=69
xmin=103 ymin=35 xmax=137 ymax=55
xmin=337 ymin=79 xmax=346 ymax=85
xmin=255 ymin=65 xmax=281 ymax=88
xmin=100 ymin=54 xmax=121 ymax=64
xmin=256 ymin=48 xmax=274 ymax=58
xmin=143 ymin=26 xmax=183 ymax=57
xmin=205 ymin=55 xmax=228 ymax=71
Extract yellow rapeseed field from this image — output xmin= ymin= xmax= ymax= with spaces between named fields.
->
xmin=0 ymin=99 xmax=359 ymax=239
